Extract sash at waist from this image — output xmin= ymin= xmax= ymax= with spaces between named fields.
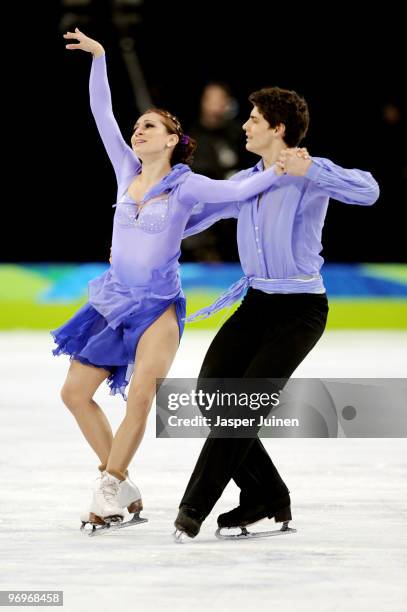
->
xmin=186 ymin=274 xmax=325 ymax=322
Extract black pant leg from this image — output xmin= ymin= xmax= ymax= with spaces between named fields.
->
xmin=197 ymin=296 xmax=261 ymax=378
xmin=233 ymin=439 xmax=289 ymax=506
xmin=179 ymin=292 xmax=284 ymax=514
xmin=181 ymin=293 xmax=328 ymax=517
xmin=231 ymin=294 xmax=329 ymax=502
xmin=180 ymin=294 xmax=264 ymax=516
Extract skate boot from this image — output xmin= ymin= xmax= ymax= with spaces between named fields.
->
xmin=117 ymin=474 xmax=143 ymax=515
xmin=218 ymin=494 xmax=292 ymax=528
xmin=80 ymin=472 xmax=105 ymax=526
xmin=216 ymin=494 xmax=296 ymax=540
xmin=89 ymin=472 xmax=124 ymax=524
xmin=173 ymin=506 xmax=204 ymax=542
xmin=81 ymin=472 xmax=143 ymax=520
xmin=81 ymin=472 xmax=147 ymax=536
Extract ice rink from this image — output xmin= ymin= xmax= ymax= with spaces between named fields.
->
xmin=1 ymin=330 xmax=406 ymax=612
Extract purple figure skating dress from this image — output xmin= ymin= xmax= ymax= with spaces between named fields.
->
xmin=51 ymin=54 xmax=281 ymax=399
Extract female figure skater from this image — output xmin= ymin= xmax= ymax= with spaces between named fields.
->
xmin=174 ymin=86 xmax=380 ymax=538
xmin=52 ymin=29 xmax=283 ymax=528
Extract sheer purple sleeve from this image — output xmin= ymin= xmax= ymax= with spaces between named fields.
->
xmin=178 ymin=166 xmax=280 ymax=206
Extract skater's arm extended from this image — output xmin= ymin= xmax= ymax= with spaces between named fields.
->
xmin=276 ymin=148 xmax=379 ymax=206
xmin=178 ymin=165 xmax=281 ymax=206
xmin=182 ymin=167 xmax=260 ymax=237
xmin=64 ymin=28 xmax=138 ymax=181
xmin=305 ymin=157 xmax=380 ymax=206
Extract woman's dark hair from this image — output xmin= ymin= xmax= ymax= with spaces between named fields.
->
xmin=144 ymin=107 xmax=197 ymax=166
xmin=248 ymin=87 xmax=309 ymax=147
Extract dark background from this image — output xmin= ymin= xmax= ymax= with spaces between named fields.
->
xmin=6 ymin=1 xmax=406 ymax=263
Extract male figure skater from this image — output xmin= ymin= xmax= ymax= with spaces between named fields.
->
xmin=174 ymin=86 xmax=379 ymax=538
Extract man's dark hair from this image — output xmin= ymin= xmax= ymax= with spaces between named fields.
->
xmin=249 ymin=87 xmax=309 ymax=147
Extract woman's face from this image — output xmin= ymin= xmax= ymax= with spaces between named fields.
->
xmin=131 ymin=112 xmax=178 ymax=159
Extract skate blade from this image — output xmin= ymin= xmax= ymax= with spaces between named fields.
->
xmin=173 ymin=528 xmax=189 ymax=543
xmin=81 ymin=513 xmax=147 ymax=537
xmin=215 ymin=523 xmax=297 ymax=540
xmin=116 ymin=514 xmax=148 ymax=530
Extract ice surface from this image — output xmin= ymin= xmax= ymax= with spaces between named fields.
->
xmin=0 ymin=330 xmax=406 ymax=612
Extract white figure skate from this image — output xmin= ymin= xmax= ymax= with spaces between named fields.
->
xmin=80 ymin=472 xmax=147 ymax=536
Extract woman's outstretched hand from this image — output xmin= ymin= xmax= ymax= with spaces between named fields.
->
xmin=63 ymin=28 xmax=105 ymax=57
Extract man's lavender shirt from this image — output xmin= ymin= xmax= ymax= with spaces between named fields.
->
xmin=183 ymin=154 xmax=379 ymax=319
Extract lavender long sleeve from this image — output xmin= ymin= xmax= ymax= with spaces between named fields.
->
xmin=178 ymin=168 xmax=280 ymax=205
xmin=305 ymin=158 xmax=379 ymax=205
xmin=89 ymin=54 xmax=141 ymax=183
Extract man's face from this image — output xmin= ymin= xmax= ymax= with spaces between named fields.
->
xmin=242 ymin=106 xmax=275 ymax=154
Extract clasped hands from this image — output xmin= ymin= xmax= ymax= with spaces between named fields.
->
xmin=274 ymin=147 xmax=311 ymax=176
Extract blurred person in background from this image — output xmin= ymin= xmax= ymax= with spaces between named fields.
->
xmin=191 ymin=82 xmax=245 ymax=180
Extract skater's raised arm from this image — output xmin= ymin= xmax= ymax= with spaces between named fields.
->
xmin=63 ymin=28 xmax=138 ymax=181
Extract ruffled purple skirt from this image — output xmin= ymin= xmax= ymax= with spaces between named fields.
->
xmin=51 ymin=295 xmax=186 ymax=400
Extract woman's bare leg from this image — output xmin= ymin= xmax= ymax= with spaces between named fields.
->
xmin=106 ymin=304 xmax=180 ymax=480
xmin=60 ymin=360 xmax=113 ymax=467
